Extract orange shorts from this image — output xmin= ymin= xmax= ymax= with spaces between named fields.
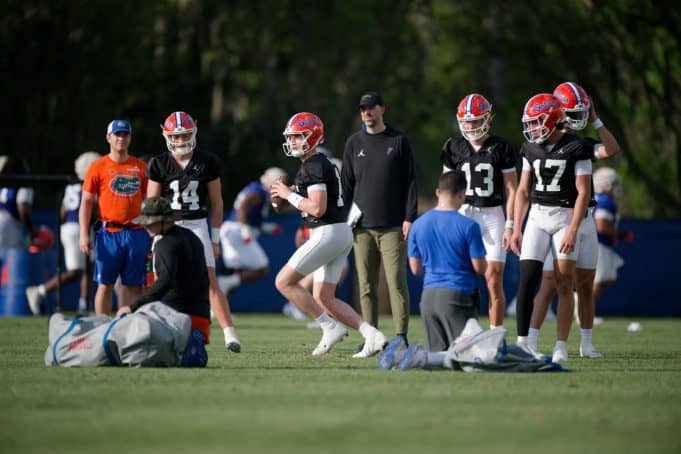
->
xmin=190 ymin=316 xmax=210 ymax=344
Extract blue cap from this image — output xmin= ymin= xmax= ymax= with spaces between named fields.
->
xmin=107 ymin=119 xmax=132 ymax=134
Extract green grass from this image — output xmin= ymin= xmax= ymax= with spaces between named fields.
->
xmin=1 ymin=314 xmax=680 ymax=453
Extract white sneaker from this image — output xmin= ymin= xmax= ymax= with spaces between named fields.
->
xmin=580 ymin=344 xmax=603 ymax=358
xmin=352 ymin=329 xmax=387 ymax=358
xmin=311 ymin=322 xmax=347 ymax=356
xmin=25 ymin=286 xmax=43 ymax=315
xmin=552 ymin=345 xmax=569 ymax=363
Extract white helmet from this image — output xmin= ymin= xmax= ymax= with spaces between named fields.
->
xmin=260 ymin=167 xmax=288 ymax=188
xmin=74 ymin=151 xmax=102 ymax=181
xmin=593 ymin=167 xmax=619 ymax=193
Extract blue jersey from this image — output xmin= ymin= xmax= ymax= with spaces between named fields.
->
xmin=0 ymin=187 xmax=32 ymax=220
xmin=408 ymin=209 xmax=486 ymax=293
xmin=595 ymin=192 xmax=619 ymax=247
xmin=62 ymin=183 xmax=82 ymax=224
xmin=228 ymin=181 xmax=269 ymax=228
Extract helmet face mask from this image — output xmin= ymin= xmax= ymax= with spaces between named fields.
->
xmin=457 ymin=94 xmax=492 ymax=142
xmin=161 ymin=112 xmax=197 ymax=156
xmin=553 ymin=82 xmax=590 ymax=131
xmin=282 ymin=112 xmax=324 ymax=158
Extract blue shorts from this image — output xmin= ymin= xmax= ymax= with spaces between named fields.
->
xmin=94 ymin=228 xmax=151 ymax=286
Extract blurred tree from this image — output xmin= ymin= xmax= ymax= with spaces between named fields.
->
xmin=1 ymin=0 xmax=678 ymax=217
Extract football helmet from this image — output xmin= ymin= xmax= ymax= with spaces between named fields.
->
xmin=260 ymin=167 xmax=288 ymax=188
xmin=74 ymin=151 xmax=101 ymax=181
xmin=29 ymin=225 xmax=55 ymax=253
xmin=553 ymin=82 xmax=590 ymax=130
xmin=161 ymin=111 xmax=197 ymax=156
xmin=593 ymin=167 xmax=619 ymax=193
xmin=522 ymin=94 xmax=565 ymax=144
xmin=282 ymin=112 xmax=324 ymax=158
xmin=456 ymin=94 xmax=492 ymax=141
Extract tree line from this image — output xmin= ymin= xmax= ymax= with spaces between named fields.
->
xmin=2 ymin=0 xmax=679 ymax=218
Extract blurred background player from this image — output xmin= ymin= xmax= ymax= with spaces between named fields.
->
xmin=441 ymin=93 xmax=518 ymax=329
xmin=592 ymin=167 xmax=631 ymax=307
xmin=26 ymin=151 xmax=101 ymax=315
xmin=271 ymin=112 xmax=387 ymax=358
xmin=79 ymin=120 xmax=150 ymax=315
xmin=147 ymin=111 xmax=240 ymax=353
xmin=0 ymin=157 xmax=36 ymax=265
xmin=218 ymin=167 xmax=287 ymax=296
xmin=528 ymin=82 xmax=621 ymax=358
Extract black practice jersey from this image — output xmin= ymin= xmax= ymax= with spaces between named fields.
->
xmin=440 ymin=135 xmax=518 ymax=207
xmin=294 ymin=153 xmax=345 ymax=228
xmin=520 ymin=133 xmax=593 ymax=207
xmin=147 ymin=150 xmax=222 ymax=219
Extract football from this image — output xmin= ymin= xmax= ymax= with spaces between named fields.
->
xmin=271 ymin=195 xmax=289 ymax=211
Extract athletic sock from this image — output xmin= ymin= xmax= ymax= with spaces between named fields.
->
xmin=517 ymin=336 xmax=528 ymax=345
xmin=38 ymin=285 xmax=47 ymax=296
xmin=358 ymin=322 xmax=375 ymax=338
xmin=580 ymin=328 xmax=592 ymax=347
xmin=554 ymin=340 xmax=567 ymax=351
xmin=223 ymin=326 xmax=239 ymax=343
xmin=528 ymin=328 xmax=540 ymax=349
xmin=316 ymin=312 xmax=336 ymax=331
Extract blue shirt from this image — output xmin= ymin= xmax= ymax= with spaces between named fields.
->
xmin=595 ymin=192 xmax=618 ymax=247
xmin=227 ymin=181 xmax=269 ymax=228
xmin=408 ymin=209 xmax=486 ymax=293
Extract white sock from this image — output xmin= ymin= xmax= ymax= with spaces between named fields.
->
xmin=315 ymin=312 xmax=335 ymax=331
xmin=358 ymin=322 xmax=375 ymax=338
xmin=554 ymin=340 xmax=567 ymax=351
xmin=580 ymin=328 xmax=592 ymax=346
xmin=490 ymin=324 xmax=499 ymax=329
xmin=517 ymin=335 xmax=528 ymax=345
xmin=38 ymin=285 xmax=47 ymax=296
xmin=528 ymin=328 xmax=540 ymax=349
xmin=223 ymin=326 xmax=239 ymax=343
xmin=78 ymin=298 xmax=87 ymax=311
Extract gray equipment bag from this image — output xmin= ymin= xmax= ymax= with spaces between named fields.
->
xmin=45 ymin=302 xmax=194 ymax=368
xmin=443 ymin=319 xmax=565 ymax=372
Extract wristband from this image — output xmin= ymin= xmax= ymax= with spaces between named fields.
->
xmin=287 ymin=193 xmax=304 ymax=209
xmin=211 ymin=227 xmax=220 ymax=243
xmin=505 ymin=220 xmax=514 ymax=229
xmin=591 ymin=118 xmax=604 ymax=130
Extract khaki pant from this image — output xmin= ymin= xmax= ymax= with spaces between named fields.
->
xmin=353 ymin=227 xmax=409 ymax=335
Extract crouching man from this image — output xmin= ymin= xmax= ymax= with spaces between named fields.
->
xmin=117 ymin=197 xmax=211 ymax=364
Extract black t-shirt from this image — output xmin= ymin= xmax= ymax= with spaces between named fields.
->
xmin=147 ymin=150 xmax=222 ymax=220
xmin=341 ymin=124 xmax=418 ymax=228
xmin=294 ymin=153 xmax=346 ymax=228
xmin=440 ymin=135 xmax=518 ymax=207
xmin=520 ymin=133 xmax=593 ymax=207
xmin=130 ymin=226 xmax=210 ymax=319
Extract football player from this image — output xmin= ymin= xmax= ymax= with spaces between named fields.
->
xmin=528 ymin=82 xmax=621 ymax=358
xmin=510 ymin=93 xmax=593 ymax=363
xmin=218 ymin=167 xmax=287 ymax=296
xmin=147 ymin=111 xmax=240 ymax=353
xmin=270 ymin=112 xmax=387 ymax=358
xmin=441 ymin=94 xmax=518 ymax=328
xmin=26 ymin=151 xmax=101 ymax=314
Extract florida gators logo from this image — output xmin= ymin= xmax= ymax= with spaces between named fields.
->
xmin=110 ymin=175 xmax=141 ymax=196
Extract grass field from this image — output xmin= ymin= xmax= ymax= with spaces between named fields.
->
xmin=1 ymin=313 xmax=680 ymax=453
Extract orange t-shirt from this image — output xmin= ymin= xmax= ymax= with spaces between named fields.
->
xmin=83 ymin=154 xmax=148 ymax=229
